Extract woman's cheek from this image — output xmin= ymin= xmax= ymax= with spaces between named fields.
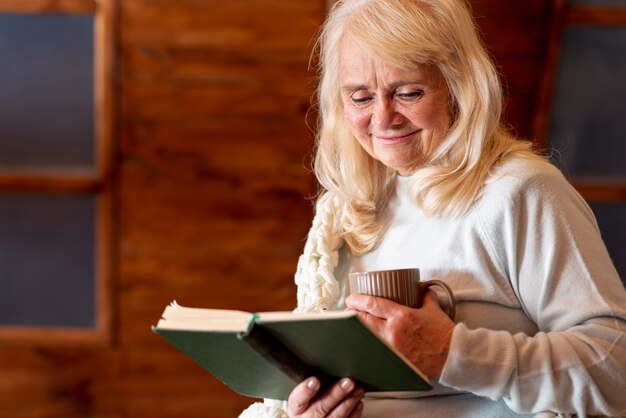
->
xmin=343 ymin=107 xmax=370 ymax=138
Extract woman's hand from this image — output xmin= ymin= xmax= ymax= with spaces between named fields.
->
xmin=345 ymin=292 xmax=455 ymax=380
xmin=286 ymin=377 xmax=364 ymax=418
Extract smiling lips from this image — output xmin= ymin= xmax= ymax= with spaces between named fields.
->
xmin=373 ymin=130 xmax=420 ymax=144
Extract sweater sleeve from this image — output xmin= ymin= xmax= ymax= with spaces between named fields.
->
xmin=439 ymin=165 xmax=626 ymax=416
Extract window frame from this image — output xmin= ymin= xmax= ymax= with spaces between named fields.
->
xmin=533 ymin=0 xmax=626 ymax=202
xmin=0 ymin=0 xmax=116 ymax=346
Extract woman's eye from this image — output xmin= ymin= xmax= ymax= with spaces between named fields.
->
xmin=351 ymin=95 xmax=372 ymax=104
xmin=397 ymin=90 xmax=423 ymax=101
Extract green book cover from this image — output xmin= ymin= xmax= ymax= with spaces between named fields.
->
xmin=153 ymin=302 xmax=432 ymax=400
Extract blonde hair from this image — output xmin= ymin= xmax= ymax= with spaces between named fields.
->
xmin=312 ymin=0 xmax=542 ymax=255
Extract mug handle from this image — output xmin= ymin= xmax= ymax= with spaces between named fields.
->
xmin=419 ymin=280 xmax=456 ymax=321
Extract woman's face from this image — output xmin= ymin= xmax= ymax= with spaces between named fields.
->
xmin=339 ymin=38 xmax=452 ymax=175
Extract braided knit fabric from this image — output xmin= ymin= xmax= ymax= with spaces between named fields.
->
xmin=239 ymin=193 xmax=344 ymax=417
xmin=239 ymin=398 xmax=288 ymax=418
xmin=295 ymin=193 xmax=344 ymax=313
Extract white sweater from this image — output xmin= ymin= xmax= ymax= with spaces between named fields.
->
xmin=339 ymin=159 xmax=626 ymax=417
xmin=241 ymin=158 xmax=626 ymax=418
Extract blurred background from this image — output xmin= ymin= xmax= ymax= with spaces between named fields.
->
xmin=0 ymin=0 xmax=624 ymax=417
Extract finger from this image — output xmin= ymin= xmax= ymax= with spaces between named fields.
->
xmin=347 ymin=400 xmax=365 ymax=418
xmin=354 ymin=310 xmax=386 ymax=336
xmin=345 ymin=294 xmax=406 ymax=319
xmin=309 ymin=378 xmax=358 ymax=417
xmin=327 ymin=387 xmax=364 ymax=418
xmin=287 ymin=377 xmax=321 ymax=416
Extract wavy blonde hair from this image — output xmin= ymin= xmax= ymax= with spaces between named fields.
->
xmin=312 ymin=0 xmax=542 ymax=255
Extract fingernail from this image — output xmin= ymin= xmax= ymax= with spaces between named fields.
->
xmin=340 ymin=378 xmax=354 ymax=391
xmin=306 ymin=378 xmax=319 ymax=390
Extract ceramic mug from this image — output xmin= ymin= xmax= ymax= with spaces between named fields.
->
xmin=349 ymin=268 xmax=455 ymax=320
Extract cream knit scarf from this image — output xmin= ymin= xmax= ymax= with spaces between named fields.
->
xmin=239 ymin=193 xmax=344 ymax=418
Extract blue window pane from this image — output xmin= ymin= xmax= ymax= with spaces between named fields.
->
xmin=591 ymin=203 xmax=626 ymax=287
xmin=547 ymin=26 xmax=626 ymax=178
xmin=0 ymin=14 xmax=94 ymax=171
xmin=0 ymin=194 xmax=96 ymax=327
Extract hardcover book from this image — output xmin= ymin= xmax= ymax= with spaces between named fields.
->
xmin=152 ymin=301 xmax=432 ymax=400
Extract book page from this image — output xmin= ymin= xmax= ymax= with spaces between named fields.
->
xmin=156 ymin=301 xmax=254 ymax=332
xmin=257 ymin=310 xmax=356 ymax=323
xmin=155 ymin=302 xmax=358 ymax=332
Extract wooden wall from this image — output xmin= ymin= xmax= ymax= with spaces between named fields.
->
xmin=117 ymin=0 xmax=322 ymax=416
xmin=471 ymin=0 xmax=552 ymax=140
xmin=0 ymin=1 xmax=551 ymax=417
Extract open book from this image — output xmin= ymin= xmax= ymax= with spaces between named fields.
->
xmin=152 ymin=302 xmax=432 ymax=400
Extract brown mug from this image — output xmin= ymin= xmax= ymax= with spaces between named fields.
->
xmin=349 ymin=268 xmax=456 ymax=320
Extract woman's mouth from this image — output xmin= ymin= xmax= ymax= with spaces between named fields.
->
xmin=374 ymin=130 xmax=419 ymax=144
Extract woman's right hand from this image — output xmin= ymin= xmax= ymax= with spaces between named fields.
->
xmin=286 ymin=377 xmax=364 ymax=418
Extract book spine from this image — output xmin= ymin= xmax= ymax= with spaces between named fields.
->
xmin=239 ymin=323 xmax=310 ymax=385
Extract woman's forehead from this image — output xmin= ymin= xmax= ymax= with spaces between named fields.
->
xmin=339 ymin=36 xmax=441 ymax=85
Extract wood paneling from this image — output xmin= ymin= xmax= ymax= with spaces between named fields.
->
xmin=115 ymin=0 xmax=321 ymax=415
xmin=0 ymin=173 xmax=102 ymax=192
xmin=0 ymin=0 xmax=551 ymax=416
xmin=0 ymin=0 xmax=95 ymax=13
xmin=568 ymin=7 xmax=626 ymax=26
xmin=470 ymin=0 xmax=552 ymax=139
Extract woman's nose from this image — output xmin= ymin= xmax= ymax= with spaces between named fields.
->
xmin=372 ymin=99 xmax=403 ymax=129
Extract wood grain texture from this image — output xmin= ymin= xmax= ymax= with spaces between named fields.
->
xmin=0 ymin=0 xmax=95 ymax=13
xmin=115 ymin=0 xmax=321 ymax=414
xmin=568 ymin=7 xmax=626 ymax=26
xmin=470 ymin=0 xmax=552 ymax=139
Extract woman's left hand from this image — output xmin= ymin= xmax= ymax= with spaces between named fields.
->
xmin=345 ymin=292 xmax=455 ymax=380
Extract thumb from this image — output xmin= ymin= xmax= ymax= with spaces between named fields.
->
xmin=422 ymin=289 xmax=441 ymax=308
xmin=287 ymin=377 xmax=320 ymax=415
xmin=422 ymin=288 xmax=455 ymax=320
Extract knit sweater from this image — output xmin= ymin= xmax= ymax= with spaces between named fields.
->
xmin=241 ymin=158 xmax=626 ymax=418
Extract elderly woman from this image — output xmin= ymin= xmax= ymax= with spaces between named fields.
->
xmin=241 ymin=0 xmax=626 ymax=417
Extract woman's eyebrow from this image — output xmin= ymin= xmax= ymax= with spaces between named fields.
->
xmin=341 ymin=80 xmax=427 ymax=93
xmin=340 ymin=83 xmax=368 ymax=93
xmin=387 ymin=80 xmax=426 ymax=89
